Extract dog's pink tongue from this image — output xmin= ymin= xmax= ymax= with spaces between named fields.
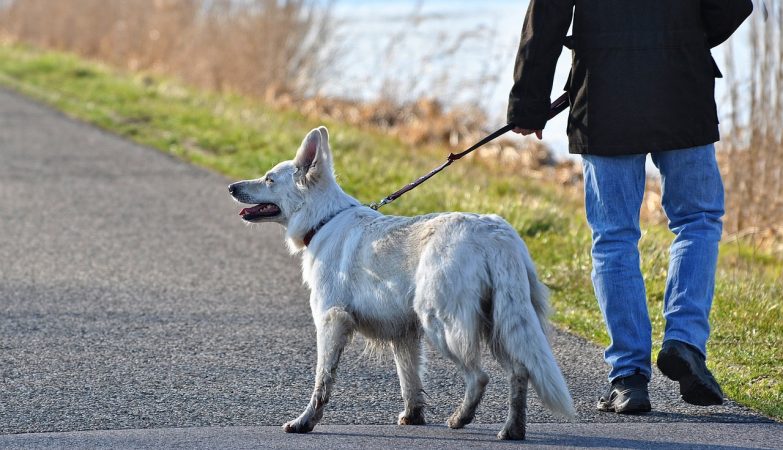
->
xmin=239 ymin=205 xmax=262 ymax=216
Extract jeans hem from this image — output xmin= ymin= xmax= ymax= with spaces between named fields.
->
xmin=609 ymin=368 xmax=651 ymax=383
xmin=662 ymin=336 xmax=707 ymax=359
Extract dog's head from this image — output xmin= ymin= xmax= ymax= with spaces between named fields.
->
xmin=228 ymin=126 xmax=336 ymax=226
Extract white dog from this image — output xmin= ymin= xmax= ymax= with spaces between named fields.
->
xmin=229 ymin=127 xmax=575 ymax=440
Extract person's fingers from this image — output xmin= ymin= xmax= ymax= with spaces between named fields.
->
xmin=512 ymin=128 xmax=543 ymax=138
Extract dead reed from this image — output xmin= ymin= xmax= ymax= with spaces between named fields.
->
xmin=720 ymin=3 xmax=783 ymax=252
xmin=0 ymin=0 xmax=336 ymax=98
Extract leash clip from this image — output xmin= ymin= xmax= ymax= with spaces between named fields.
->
xmin=368 ymin=198 xmax=390 ymax=210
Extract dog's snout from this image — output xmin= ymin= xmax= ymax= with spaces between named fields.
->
xmin=228 ymin=183 xmax=237 ymax=195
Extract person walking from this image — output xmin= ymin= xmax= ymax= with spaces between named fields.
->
xmin=507 ymin=0 xmax=753 ymax=413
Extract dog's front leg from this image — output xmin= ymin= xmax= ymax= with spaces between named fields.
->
xmin=283 ymin=307 xmax=355 ymax=434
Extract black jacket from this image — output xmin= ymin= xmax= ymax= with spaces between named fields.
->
xmin=507 ymin=0 xmax=753 ymax=155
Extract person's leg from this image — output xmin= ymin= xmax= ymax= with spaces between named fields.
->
xmin=650 ymin=144 xmax=724 ymax=355
xmin=651 ymin=144 xmax=725 ymax=406
xmin=582 ymin=154 xmax=651 ymax=382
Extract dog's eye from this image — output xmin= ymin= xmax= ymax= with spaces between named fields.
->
xmin=265 ymin=177 xmax=274 ymax=184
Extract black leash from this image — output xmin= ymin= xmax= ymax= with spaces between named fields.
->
xmin=368 ymin=92 xmax=570 ymax=210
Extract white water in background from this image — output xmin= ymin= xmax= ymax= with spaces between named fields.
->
xmin=323 ymin=0 xmax=753 ymax=157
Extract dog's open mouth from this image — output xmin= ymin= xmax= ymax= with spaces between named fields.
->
xmin=239 ymin=203 xmax=281 ymax=221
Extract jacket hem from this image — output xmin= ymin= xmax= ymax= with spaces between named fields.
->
xmin=568 ymin=132 xmax=720 ymax=156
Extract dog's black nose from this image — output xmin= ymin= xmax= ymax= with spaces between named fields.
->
xmin=228 ymin=184 xmax=236 ymax=195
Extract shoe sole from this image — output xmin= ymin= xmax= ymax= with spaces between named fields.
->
xmin=657 ymin=349 xmax=723 ymax=406
xmin=597 ymin=396 xmax=651 ymax=414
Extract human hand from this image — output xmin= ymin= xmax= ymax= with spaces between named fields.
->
xmin=512 ymin=128 xmax=543 ymax=139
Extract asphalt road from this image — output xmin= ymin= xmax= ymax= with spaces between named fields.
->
xmin=0 ymin=87 xmax=780 ymax=448
xmin=2 ymin=423 xmax=782 ymax=450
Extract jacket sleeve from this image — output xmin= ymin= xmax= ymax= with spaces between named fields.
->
xmin=507 ymin=0 xmax=574 ymax=130
xmin=701 ymin=0 xmax=754 ymax=48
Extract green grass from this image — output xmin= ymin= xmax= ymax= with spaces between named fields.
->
xmin=1 ymin=44 xmax=780 ymax=420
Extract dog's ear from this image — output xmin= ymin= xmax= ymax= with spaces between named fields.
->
xmin=317 ymin=126 xmax=329 ymax=145
xmin=294 ymin=126 xmax=333 ymax=185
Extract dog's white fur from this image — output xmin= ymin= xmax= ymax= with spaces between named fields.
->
xmin=229 ymin=127 xmax=575 ymax=440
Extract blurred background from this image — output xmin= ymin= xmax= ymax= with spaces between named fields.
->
xmin=0 ymin=0 xmax=779 ymax=248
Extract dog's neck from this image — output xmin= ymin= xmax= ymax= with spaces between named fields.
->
xmin=302 ymin=205 xmax=358 ymax=247
xmin=286 ymin=187 xmax=363 ymax=252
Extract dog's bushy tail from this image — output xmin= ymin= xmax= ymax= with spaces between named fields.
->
xmin=490 ymin=241 xmax=576 ymax=419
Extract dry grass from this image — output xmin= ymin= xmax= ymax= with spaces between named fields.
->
xmin=0 ymin=0 xmax=336 ymax=98
xmin=294 ymin=95 xmax=488 ymax=147
xmin=720 ymin=4 xmax=783 ymax=252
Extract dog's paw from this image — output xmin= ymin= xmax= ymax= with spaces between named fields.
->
xmin=446 ymin=411 xmax=471 ymax=429
xmin=282 ymin=419 xmax=315 ymax=434
xmin=497 ymin=425 xmax=526 ymax=440
xmin=398 ymin=409 xmax=426 ymax=426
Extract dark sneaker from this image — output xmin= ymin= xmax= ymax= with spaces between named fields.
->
xmin=597 ymin=373 xmax=652 ymax=414
xmin=657 ymin=340 xmax=724 ymax=406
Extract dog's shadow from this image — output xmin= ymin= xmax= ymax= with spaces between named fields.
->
xmin=308 ymin=422 xmax=766 ymax=450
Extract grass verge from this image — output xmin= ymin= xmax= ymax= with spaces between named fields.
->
xmin=0 ymin=44 xmax=780 ymax=420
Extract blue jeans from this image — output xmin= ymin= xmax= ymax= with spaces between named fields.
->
xmin=582 ymin=144 xmax=724 ymax=381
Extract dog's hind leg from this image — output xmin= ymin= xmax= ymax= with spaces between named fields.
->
xmin=392 ymin=336 xmax=426 ymax=425
xmin=497 ymin=371 xmax=529 ymax=440
xmin=283 ymin=307 xmax=355 ymax=434
xmin=445 ymin=341 xmax=488 ymax=430
xmin=421 ymin=314 xmax=488 ymax=430
xmin=490 ymin=342 xmax=529 ymax=440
